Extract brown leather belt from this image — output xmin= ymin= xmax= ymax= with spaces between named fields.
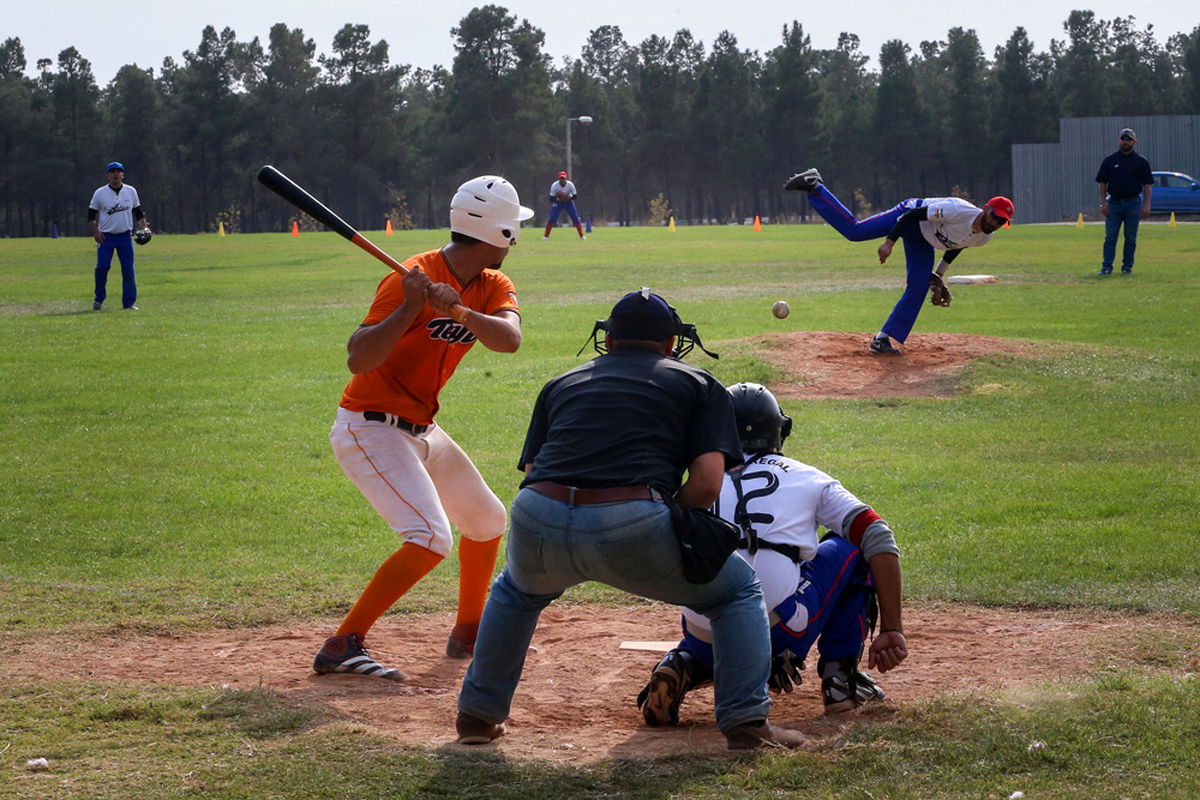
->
xmin=525 ymin=481 xmax=661 ymax=505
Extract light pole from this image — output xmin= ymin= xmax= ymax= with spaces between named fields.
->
xmin=565 ymin=115 xmax=593 ymax=179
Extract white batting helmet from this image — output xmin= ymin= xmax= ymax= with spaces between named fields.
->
xmin=449 ymin=175 xmax=534 ymax=248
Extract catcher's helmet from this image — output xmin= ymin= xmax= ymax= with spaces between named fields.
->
xmin=727 ymin=382 xmax=792 ymax=455
xmin=449 ymin=175 xmax=534 ymax=249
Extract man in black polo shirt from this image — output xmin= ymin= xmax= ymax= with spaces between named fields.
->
xmin=1095 ymin=128 xmax=1153 ymax=275
xmin=455 ymin=288 xmax=806 ymax=751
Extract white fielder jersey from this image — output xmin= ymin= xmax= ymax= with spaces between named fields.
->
xmin=90 ymin=184 xmax=141 ymax=234
xmin=549 ymin=180 xmax=577 ymax=201
xmin=682 ymin=453 xmax=866 ymax=633
xmin=916 ymin=197 xmax=992 ymax=251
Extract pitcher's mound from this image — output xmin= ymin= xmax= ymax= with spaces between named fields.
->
xmin=750 ymin=331 xmax=1042 ymax=399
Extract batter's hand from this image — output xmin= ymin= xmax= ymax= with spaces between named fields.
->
xmin=426 ymin=282 xmax=464 ymax=316
xmin=400 ymin=265 xmax=432 ymax=307
xmin=868 ymin=630 xmax=907 ymax=673
xmin=877 ymin=240 xmax=894 ymax=264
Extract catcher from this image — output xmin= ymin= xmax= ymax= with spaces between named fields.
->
xmin=784 ymin=167 xmax=1012 ymax=355
xmin=637 ymin=382 xmax=908 ymax=725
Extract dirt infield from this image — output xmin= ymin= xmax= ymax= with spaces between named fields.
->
xmin=21 ymin=603 xmax=1199 ymax=763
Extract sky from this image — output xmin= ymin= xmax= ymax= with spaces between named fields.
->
xmin=7 ymin=0 xmax=1197 ymax=87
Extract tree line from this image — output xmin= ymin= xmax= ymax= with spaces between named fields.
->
xmin=1 ymin=6 xmax=1198 ymax=238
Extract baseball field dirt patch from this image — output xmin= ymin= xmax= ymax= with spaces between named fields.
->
xmin=17 ymin=603 xmax=1200 ymax=763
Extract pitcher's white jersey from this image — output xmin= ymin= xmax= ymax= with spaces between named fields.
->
xmin=917 ymin=197 xmax=991 ymax=251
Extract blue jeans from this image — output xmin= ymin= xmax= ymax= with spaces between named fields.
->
xmin=808 ymin=186 xmax=934 ymax=342
xmin=458 ymin=488 xmax=772 ymax=733
xmin=1102 ymin=197 xmax=1142 ymax=272
xmin=95 ymin=231 xmax=137 ymax=307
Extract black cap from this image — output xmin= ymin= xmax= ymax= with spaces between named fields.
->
xmin=605 ymin=288 xmax=679 ymax=341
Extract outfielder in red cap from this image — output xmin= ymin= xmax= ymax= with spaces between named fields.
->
xmin=544 ymin=171 xmax=586 ymax=240
xmin=784 ymin=166 xmax=1014 ymax=354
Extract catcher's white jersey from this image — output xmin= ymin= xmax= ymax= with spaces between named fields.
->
xmin=89 ymin=184 xmax=141 ymax=234
xmin=683 ymin=454 xmax=865 ymax=632
xmin=549 ymin=179 xmax=577 ymax=201
xmin=916 ymin=197 xmax=992 ymax=251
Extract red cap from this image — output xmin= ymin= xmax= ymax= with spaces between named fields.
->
xmin=558 ymin=171 xmax=567 ymax=178
xmin=986 ymin=196 xmax=1014 ymax=221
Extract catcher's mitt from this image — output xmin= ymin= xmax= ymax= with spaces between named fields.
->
xmin=134 ymin=228 xmax=152 ymax=246
xmin=929 ymin=273 xmax=951 ymax=307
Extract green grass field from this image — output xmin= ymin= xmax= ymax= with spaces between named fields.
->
xmin=2 ymin=221 xmax=1199 ymax=798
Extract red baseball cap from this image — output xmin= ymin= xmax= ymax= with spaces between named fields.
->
xmin=986 ymin=196 xmax=1014 ymax=222
xmin=558 ymin=171 xmax=567 ymax=178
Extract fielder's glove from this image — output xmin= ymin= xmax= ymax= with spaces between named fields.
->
xmin=134 ymin=228 xmax=152 ymax=246
xmin=929 ymin=273 xmax=951 ymax=307
xmin=768 ymin=650 xmax=804 ymax=694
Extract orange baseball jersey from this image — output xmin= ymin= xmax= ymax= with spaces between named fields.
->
xmin=339 ymin=249 xmax=519 ymax=424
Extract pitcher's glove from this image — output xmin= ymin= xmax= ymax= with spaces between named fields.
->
xmin=768 ymin=650 xmax=804 ymax=694
xmin=929 ymin=273 xmax=951 ymax=307
xmin=134 ymin=228 xmax=153 ymax=245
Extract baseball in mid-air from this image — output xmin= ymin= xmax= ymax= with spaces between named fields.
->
xmin=772 ymin=300 xmax=790 ymax=319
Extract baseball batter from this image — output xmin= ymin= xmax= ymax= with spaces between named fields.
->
xmin=638 ymin=383 xmax=908 ymax=724
xmin=785 ymin=167 xmax=1013 ymax=354
xmin=88 ymin=161 xmax=149 ymax=310
xmin=312 ymin=175 xmax=534 ymax=681
xmin=542 ymin=171 xmax=586 ymax=240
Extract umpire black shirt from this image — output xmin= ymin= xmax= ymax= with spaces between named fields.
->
xmin=518 ymin=348 xmax=743 ymax=496
xmin=1095 ymin=149 xmax=1153 ymax=201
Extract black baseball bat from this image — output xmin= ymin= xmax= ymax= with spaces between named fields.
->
xmin=256 ymin=164 xmax=408 ymax=273
xmin=256 ymin=165 xmax=469 ymax=321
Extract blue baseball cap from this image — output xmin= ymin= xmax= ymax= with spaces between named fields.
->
xmin=107 ymin=161 xmax=125 ymax=172
xmin=605 ymin=288 xmax=680 ymax=341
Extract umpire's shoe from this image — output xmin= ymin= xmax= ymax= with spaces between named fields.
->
xmin=636 ymin=647 xmax=713 ymax=726
xmin=313 ymin=633 xmax=404 ymax=681
xmin=455 ymin=711 xmax=506 ymax=745
xmin=818 ymin=655 xmax=886 ymax=714
xmin=725 ymin=719 xmax=807 ymax=750
xmin=783 ymin=168 xmax=823 ymax=192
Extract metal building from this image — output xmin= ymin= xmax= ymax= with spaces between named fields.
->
xmin=1012 ymin=115 xmax=1200 ymax=224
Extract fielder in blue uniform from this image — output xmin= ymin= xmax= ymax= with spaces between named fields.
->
xmin=542 ymin=171 xmax=586 ymax=240
xmin=785 ymin=168 xmax=1012 ymax=354
xmin=88 ymin=161 xmax=149 ymax=311
xmin=637 ymin=383 xmax=908 ymax=725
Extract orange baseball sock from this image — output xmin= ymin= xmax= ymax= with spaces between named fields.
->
xmin=455 ymin=536 xmax=501 ymax=627
xmin=336 ymin=542 xmax=443 ymax=637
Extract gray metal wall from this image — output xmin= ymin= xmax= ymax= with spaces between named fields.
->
xmin=1012 ymin=115 xmax=1200 ymax=223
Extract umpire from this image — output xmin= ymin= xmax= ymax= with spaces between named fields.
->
xmin=455 ymin=288 xmax=806 ymax=751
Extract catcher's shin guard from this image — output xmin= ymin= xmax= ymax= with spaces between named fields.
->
xmin=817 ymin=655 xmax=885 ymax=714
xmin=635 ymin=648 xmax=713 ymax=726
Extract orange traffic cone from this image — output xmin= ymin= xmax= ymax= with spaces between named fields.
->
xmin=291 ymin=220 xmax=299 ymax=237
xmin=385 ymin=219 xmax=394 ymax=235
xmin=753 ymin=215 xmax=762 ymax=231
